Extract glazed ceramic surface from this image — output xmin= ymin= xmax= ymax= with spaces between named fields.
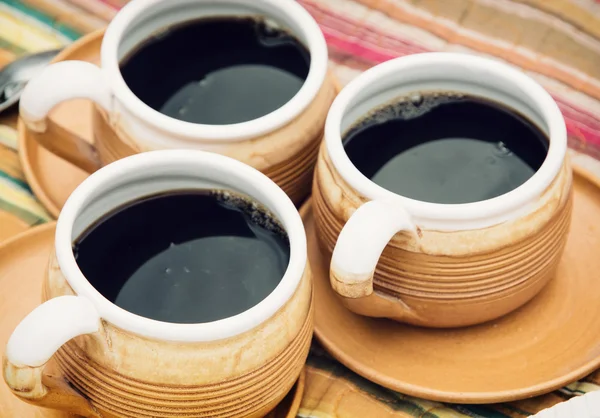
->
xmin=0 ymin=224 xmax=307 ymax=418
xmin=18 ymin=0 xmax=336 ymax=204
xmin=313 ymin=53 xmax=572 ymax=328
xmin=306 ymin=167 xmax=600 ymax=402
xmin=0 ymin=210 xmax=28 ymax=242
xmin=3 ymin=151 xmax=313 ymax=418
xmin=18 ymin=30 xmax=100 ymax=218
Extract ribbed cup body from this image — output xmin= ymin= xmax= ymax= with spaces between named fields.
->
xmin=92 ymin=73 xmax=337 ymax=205
xmin=313 ymin=142 xmax=572 ymax=328
xmin=43 ymin=253 xmax=313 ymax=418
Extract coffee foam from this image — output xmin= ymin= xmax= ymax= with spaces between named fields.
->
xmin=344 ymin=91 xmax=465 ymax=138
xmin=211 ymin=189 xmax=289 ymax=242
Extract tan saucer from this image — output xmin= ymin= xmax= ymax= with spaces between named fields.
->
xmin=0 ymin=224 xmax=305 ymax=418
xmin=305 ymin=166 xmax=600 ymax=404
xmin=19 ymin=30 xmax=343 ymax=218
xmin=19 ymin=30 xmax=102 ymax=218
xmin=0 ymin=210 xmax=28 ymax=243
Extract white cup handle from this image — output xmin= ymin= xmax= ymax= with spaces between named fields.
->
xmin=330 ymin=199 xmax=417 ymax=298
xmin=19 ymin=61 xmax=112 ymax=172
xmin=3 ymin=296 xmax=101 ymax=416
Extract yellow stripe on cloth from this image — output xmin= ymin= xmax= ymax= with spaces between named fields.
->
xmin=0 ymin=146 xmax=25 ymax=183
xmin=0 ymin=177 xmax=52 ymax=225
xmin=0 ymin=4 xmax=69 ymax=53
xmin=301 ymin=356 xmax=478 ymax=418
xmin=16 ymin=0 xmax=108 ymax=35
xmin=0 ymin=125 xmax=18 ymax=150
xmin=0 ymin=125 xmax=51 ymax=225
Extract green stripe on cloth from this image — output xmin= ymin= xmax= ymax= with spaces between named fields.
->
xmin=302 ymin=348 xmax=513 ymax=418
xmin=0 ymin=37 xmax=28 ymax=55
xmin=451 ymin=406 xmax=511 ymax=418
xmin=0 ymin=169 xmax=31 ymax=192
xmin=1 ymin=0 xmax=81 ymax=41
xmin=0 ymin=197 xmax=48 ymax=225
xmin=0 ymin=125 xmax=52 ymax=225
xmin=0 ymin=177 xmax=52 ymax=225
xmin=561 ymin=381 xmax=600 ymax=396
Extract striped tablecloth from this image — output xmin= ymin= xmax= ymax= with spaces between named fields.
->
xmin=1 ymin=0 xmax=600 ymax=416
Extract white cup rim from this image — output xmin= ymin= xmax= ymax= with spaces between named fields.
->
xmin=100 ymin=0 xmax=328 ymax=141
xmin=55 ymin=150 xmax=307 ymax=342
xmin=325 ymin=52 xmax=567 ymax=225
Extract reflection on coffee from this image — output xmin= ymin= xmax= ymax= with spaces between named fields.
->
xmin=73 ymin=190 xmax=290 ymax=324
xmin=120 ymin=17 xmax=310 ymax=125
xmin=342 ymin=92 xmax=549 ymax=204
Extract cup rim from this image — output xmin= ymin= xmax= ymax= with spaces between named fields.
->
xmin=324 ymin=52 xmax=567 ymax=225
xmin=55 ymin=150 xmax=307 ymax=342
xmin=100 ymin=0 xmax=328 ymax=142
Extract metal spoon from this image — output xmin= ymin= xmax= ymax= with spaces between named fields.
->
xmin=0 ymin=49 xmax=62 ymax=114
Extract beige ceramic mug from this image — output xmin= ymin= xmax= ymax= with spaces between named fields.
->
xmin=313 ymin=53 xmax=572 ymax=328
xmin=19 ymin=0 xmax=336 ymax=204
xmin=3 ymin=150 xmax=313 ymax=417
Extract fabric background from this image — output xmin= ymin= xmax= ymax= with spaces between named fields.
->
xmin=1 ymin=0 xmax=600 ymax=416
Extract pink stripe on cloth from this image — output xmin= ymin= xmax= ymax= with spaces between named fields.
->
xmin=555 ymin=98 xmax=600 ymax=132
xmin=95 ymin=0 xmax=119 ymax=9
xmin=324 ymin=32 xmax=399 ymax=65
xmin=97 ymin=0 xmax=127 ymax=8
xmin=66 ymin=0 xmax=117 ymax=21
xmin=564 ymin=117 xmax=600 ymax=148
xmin=301 ymin=1 xmax=428 ymax=56
xmin=55 ymin=0 xmax=600 ymax=152
xmin=300 ymin=0 xmax=600 ymax=152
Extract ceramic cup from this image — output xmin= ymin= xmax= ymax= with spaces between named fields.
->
xmin=19 ymin=0 xmax=336 ymax=204
xmin=3 ymin=150 xmax=313 ymax=418
xmin=313 ymin=53 xmax=572 ymax=328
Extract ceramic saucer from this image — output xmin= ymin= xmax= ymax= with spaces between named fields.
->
xmin=0 ymin=210 xmax=28 ymax=243
xmin=19 ymin=31 xmax=103 ymax=218
xmin=0 ymin=224 xmax=305 ymax=418
xmin=304 ymin=166 xmax=600 ymax=404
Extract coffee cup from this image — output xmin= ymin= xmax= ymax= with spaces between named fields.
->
xmin=3 ymin=150 xmax=313 ymax=417
xmin=313 ymin=53 xmax=572 ymax=328
xmin=19 ymin=0 xmax=336 ymax=204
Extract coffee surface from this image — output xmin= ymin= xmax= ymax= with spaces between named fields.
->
xmin=120 ymin=17 xmax=310 ymax=125
xmin=342 ymin=92 xmax=549 ymax=204
xmin=73 ymin=190 xmax=290 ymax=324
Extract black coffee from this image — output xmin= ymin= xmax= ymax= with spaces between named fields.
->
xmin=120 ymin=17 xmax=310 ymax=125
xmin=342 ymin=92 xmax=549 ymax=204
xmin=73 ymin=190 xmax=290 ymax=324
